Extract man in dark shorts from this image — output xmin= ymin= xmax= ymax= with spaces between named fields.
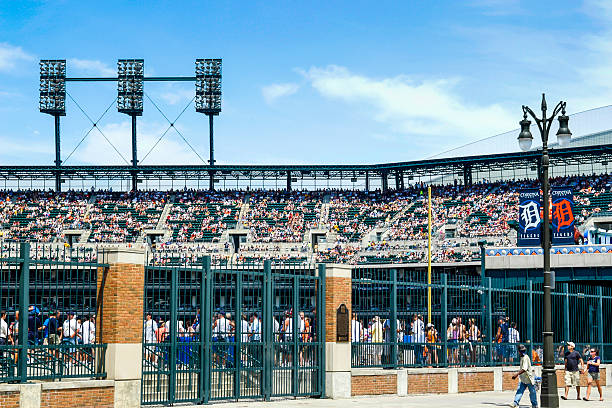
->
xmin=561 ymin=342 xmax=583 ymax=400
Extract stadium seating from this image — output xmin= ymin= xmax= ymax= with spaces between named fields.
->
xmin=0 ymin=173 xmax=609 ymax=264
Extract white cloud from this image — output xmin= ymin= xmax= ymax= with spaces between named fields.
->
xmin=0 ymin=136 xmax=52 ymax=156
xmin=72 ymin=120 xmax=206 ymax=165
xmin=69 ymin=59 xmax=115 ymax=76
xmin=0 ymin=43 xmax=33 ymax=72
xmin=301 ymin=65 xmax=514 ymax=142
xmin=262 ymin=83 xmax=299 ymax=104
xmin=158 ymin=88 xmax=194 ymax=105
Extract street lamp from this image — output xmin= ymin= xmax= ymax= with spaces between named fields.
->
xmin=518 ymin=93 xmax=571 ymax=408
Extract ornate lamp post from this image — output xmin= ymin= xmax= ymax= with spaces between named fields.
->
xmin=518 ymin=93 xmax=571 ymax=408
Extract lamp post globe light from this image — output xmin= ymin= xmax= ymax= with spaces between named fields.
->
xmin=517 ymin=93 xmax=571 ymax=408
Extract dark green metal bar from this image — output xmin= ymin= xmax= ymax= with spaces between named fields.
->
xmin=390 ymin=268 xmax=397 ymax=368
xmin=263 ymin=260 xmax=272 ymax=401
xmin=18 ymin=242 xmax=30 ymax=383
xmin=168 ymin=267 xmax=178 ymax=404
xmin=65 ymin=76 xmax=196 ymax=82
xmin=318 ymin=264 xmax=326 ymax=398
xmin=563 ymin=283 xmax=570 ymax=341
xmin=292 ymin=275 xmax=299 ymax=396
xmin=527 ymin=280 xmax=534 ymax=360
xmin=235 ymin=270 xmax=243 ymax=400
xmin=198 ymin=258 xmax=208 ymax=403
xmin=486 ymin=277 xmax=492 ymax=366
xmin=202 ymin=257 xmax=212 ymax=404
xmin=441 ymin=273 xmax=448 ymax=366
xmin=598 ymin=287 xmax=604 ymax=348
xmin=480 ymin=244 xmax=486 ymax=342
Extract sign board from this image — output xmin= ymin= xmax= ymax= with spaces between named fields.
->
xmin=336 ymin=303 xmax=349 ymax=342
xmin=518 ymin=189 xmax=542 ymax=247
xmin=551 ymin=187 xmax=575 ymax=245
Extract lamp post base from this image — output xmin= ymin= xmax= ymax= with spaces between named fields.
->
xmin=540 ymin=368 xmax=559 ymax=408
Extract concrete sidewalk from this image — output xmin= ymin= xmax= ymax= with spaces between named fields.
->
xmin=189 ymin=391 xmax=608 ymax=407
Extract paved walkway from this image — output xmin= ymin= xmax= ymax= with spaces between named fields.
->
xmin=188 ymin=391 xmax=608 ymax=407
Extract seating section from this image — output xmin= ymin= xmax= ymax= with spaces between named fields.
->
xmin=88 ymin=192 xmax=166 ymax=242
xmin=167 ymin=191 xmax=242 ymax=242
xmin=0 ymin=192 xmax=91 ymax=242
xmin=243 ymin=192 xmax=322 ymax=242
xmin=0 ymin=173 xmax=610 ymax=265
xmin=327 ymin=191 xmax=409 ymax=242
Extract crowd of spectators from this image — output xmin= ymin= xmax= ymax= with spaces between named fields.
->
xmin=0 ymin=173 xmax=610 ymax=265
xmin=88 ymin=191 xmax=167 ymax=242
xmin=167 ymin=191 xmax=242 ymax=242
xmin=242 ymin=191 xmax=322 ymax=243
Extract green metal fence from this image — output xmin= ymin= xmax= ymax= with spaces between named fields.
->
xmin=141 ymin=257 xmax=325 ymax=405
xmin=351 ymin=266 xmax=612 ymax=369
xmin=0 ymin=242 xmax=108 ymax=383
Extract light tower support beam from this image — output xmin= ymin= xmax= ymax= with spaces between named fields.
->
xmin=131 ymin=115 xmax=138 ymax=191
xmin=54 ymin=115 xmax=61 ymax=192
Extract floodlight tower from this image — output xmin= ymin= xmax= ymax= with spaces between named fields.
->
xmin=117 ymin=59 xmax=144 ymax=191
xmin=195 ymin=59 xmax=222 ymax=190
xmin=39 ymin=60 xmax=66 ymax=192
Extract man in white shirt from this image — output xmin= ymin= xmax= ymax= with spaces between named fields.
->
xmin=508 ymin=322 xmax=520 ymax=361
xmin=0 ymin=311 xmax=8 ymax=346
xmin=62 ymin=312 xmax=78 ymax=360
xmin=81 ymin=315 xmax=96 ymax=345
xmin=249 ymin=314 xmax=261 ymax=342
xmin=240 ymin=314 xmax=250 ymax=343
xmin=143 ymin=313 xmax=158 ymax=362
xmin=351 ymin=313 xmax=363 ymax=343
xmin=412 ymin=314 xmax=426 ymax=364
xmin=80 ymin=315 xmax=96 ymax=362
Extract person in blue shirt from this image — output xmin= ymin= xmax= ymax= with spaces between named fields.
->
xmin=583 ymin=348 xmax=603 ymax=401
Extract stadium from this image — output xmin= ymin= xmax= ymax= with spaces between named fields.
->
xmin=3 ymin=57 xmax=612 ymax=406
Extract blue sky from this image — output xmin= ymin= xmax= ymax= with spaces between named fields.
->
xmin=1 ymin=0 xmax=612 ymax=166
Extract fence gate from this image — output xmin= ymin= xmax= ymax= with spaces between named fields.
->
xmin=141 ymin=259 xmax=325 ymax=405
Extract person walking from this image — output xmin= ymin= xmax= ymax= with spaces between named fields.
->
xmin=510 ymin=344 xmax=538 ymax=408
xmin=561 ymin=341 xmax=584 ymax=400
xmin=0 ymin=311 xmax=8 ymax=347
xmin=583 ymin=348 xmax=603 ymax=401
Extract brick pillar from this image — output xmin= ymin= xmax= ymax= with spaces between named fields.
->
xmin=98 ymin=246 xmax=146 ymax=408
xmin=324 ymin=264 xmax=352 ymax=399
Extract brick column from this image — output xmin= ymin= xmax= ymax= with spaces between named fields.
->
xmin=98 ymin=246 xmax=146 ymax=408
xmin=324 ymin=264 xmax=352 ymax=399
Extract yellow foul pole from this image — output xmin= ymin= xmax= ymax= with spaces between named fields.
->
xmin=427 ymin=186 xmax=432 ymax=324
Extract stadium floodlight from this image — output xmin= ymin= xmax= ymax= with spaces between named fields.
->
xmin=40 ymin=60 xmax=66 ymax=116
xmin=517 ymin=93 xmax=570 ymax=408
xmin=117 ymin=59 xmax=144 ymax=116
xmin=195 ymin=58 xmax=222 ymax=181
xmin=195 ymin=59 xmax=222 ymax=114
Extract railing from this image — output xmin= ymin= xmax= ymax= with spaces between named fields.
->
xmin=351 ymin=266 xmax=612 ymax=368
xmin=0 ymin=242 xmax=108 ymax=383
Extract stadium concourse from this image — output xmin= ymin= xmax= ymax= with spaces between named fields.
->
xmin=0 ymin=173 xmax=609 ymax=265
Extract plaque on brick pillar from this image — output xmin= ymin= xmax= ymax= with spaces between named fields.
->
xmin=336 ymin=303 xmax=349 ymax=342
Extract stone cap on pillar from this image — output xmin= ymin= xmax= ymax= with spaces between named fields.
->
xmin=99 ymin=244 xmax=147 ymax=265
xmin=324 ymin=263 xmax=352 ymax=278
